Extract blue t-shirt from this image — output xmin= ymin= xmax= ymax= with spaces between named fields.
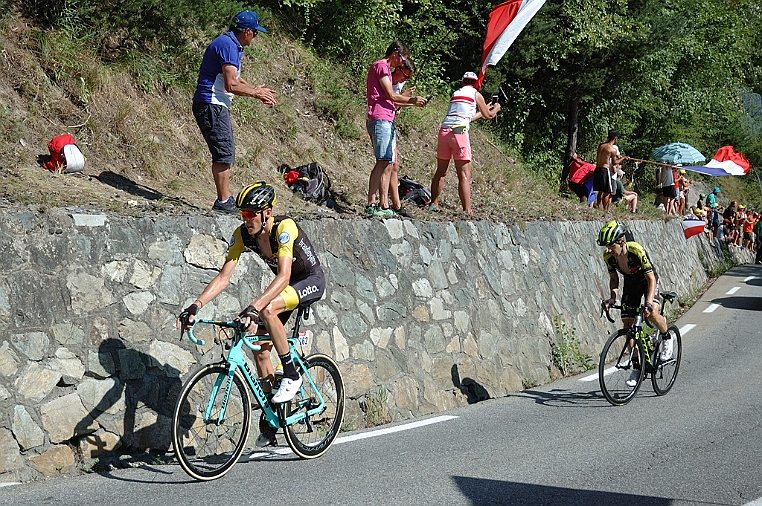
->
xmin=193 ymin=31 xmax=243 ymax=107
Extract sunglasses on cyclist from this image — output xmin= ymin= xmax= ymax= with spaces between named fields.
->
xmin=239 ymin=209 xmax=259 ymax=220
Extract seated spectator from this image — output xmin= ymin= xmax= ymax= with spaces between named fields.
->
xmin=611 ymin=169 xmax=638 ymax=213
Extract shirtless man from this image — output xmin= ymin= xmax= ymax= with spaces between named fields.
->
xmin=594 ymin=130 xmax=625 ymax=212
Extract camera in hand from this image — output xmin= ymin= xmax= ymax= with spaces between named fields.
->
xmin=490 ymin=94 xmax=499 ymax=105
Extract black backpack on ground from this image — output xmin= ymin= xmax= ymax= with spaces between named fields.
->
xmin=398 ymin=176 xmax=432 ymax=206
xmin=290 ymin=162 xmax=333 ymax=205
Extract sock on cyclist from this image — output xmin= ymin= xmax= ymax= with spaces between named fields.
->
xmin=279 ymin=353 xmax=300 ymax=381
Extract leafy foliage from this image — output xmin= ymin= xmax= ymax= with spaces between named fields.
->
xmin=11 ymin=0 xmax=762 ymax=201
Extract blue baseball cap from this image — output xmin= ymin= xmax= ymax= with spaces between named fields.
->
xmin=713 ymin=186 xmax=720 ymax=193
xmin=231 ymin=11 xmax=267 ymax=32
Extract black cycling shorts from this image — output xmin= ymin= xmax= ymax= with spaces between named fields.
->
xmin=621 ymin=276 xmax=660 ymax=319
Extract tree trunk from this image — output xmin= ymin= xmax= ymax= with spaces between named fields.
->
xmin=559 ymin=97 xmax=580 ymax=192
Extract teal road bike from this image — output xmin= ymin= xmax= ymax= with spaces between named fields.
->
xmin=598 ymin=291 xmax=683 ymax=406
xmin=172 ymin=304 xmax=345 ymax=481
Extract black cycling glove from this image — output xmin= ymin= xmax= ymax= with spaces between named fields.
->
xmin=238 ymin=305 xmax=260 ymax=322
xmin=178 ymin=303 xmax=199 ymax=326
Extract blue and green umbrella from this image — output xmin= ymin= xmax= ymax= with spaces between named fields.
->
xmin=651 ymin=143 xmax=706 ymax=165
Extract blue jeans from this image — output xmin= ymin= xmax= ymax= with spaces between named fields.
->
xmin=368 ymin=119 xmax=395 ymax=161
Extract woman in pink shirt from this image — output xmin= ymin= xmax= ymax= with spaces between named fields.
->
xmin=365 ymin=41 xmax=427 ymax=217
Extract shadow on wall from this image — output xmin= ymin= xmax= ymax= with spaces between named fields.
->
xmin=451 ymin=364 xmax=490 ymax=404
xmin=451 ymin=475 xmax=674 ymax=505
xmin=74 ymin=339 xmax=182 ymax=459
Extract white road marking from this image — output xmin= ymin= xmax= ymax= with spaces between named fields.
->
xmin=744 ymin=276 xmax=756 ymax=282
xmin=742 ymin=497 xmax=762 ymax=506
xmin=0 ymin=482 xmax=21 ymax=488
xmin=580 ymin=325 xmax=696 ymax=382
xmin=580 ymin=367 xmax=614 ymax=382
xmin=680 ymin=323 xmax=697 ymax=335
xmin=726 ymin=287 xmax=740 ymax=295
xmin=241 ymin=415 xmax=458 ymax=460
xmin=703 ymin=303 xmax=720 ymax=313
xmin=334 ymin=415 xmax=458 ymax=444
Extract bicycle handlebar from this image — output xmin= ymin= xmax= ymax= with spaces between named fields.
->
xmin=600 ymin=300 xmax=656 ymax=328
xmin=600 ymin=300 xmax=618 ymax=323
xmin=184 ymin=319 xmax=262 ymax=350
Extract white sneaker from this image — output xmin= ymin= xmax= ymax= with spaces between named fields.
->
xmin=618 ymin=353 xmax=632 ymax=368
xmin=271 ymin=376 xmax=302 ymax=403
xmin=255 ymin=432 xmax=277 ymax=447
xmin=660 ymin=337 xmax=674 ymax=361
xmin=626 ymin=369 xmax=640 ymax=387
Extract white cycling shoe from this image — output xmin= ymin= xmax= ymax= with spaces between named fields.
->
xmin=626 ymin=369 xmax=640 ymax=387
xmin=271 ymin=376 xmax=302 ymax=403
xmin=660 ymin=337 xmax=674 ymax=361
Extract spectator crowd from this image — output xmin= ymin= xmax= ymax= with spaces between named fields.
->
xmin=568 ymin=134 xmax=761 ymax=261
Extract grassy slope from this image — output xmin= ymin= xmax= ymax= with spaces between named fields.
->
xmin=0 ymin=13 xmax=752 ymax=224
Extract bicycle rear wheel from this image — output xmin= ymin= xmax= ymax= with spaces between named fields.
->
xmin=172 ymin=364 xmax=251 ymax=481
xmin=599 ymin=330 xmax=645 ymax=406
xmin=652 ymin=324 xmax=682 ymax=395
xmin=283 ymin=354 xmax=345 ymax=459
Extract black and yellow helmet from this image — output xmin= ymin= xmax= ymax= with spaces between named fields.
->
xmin=236 ymin=182 xmax=276 ymax=211
xmin=597 ymin=220 xmax=626 ymax=246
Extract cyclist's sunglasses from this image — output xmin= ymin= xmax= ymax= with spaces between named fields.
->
xmin=239 ymin=209 xmax=260 ymax=220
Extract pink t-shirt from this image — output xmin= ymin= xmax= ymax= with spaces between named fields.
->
xmin=366 ymin=59 xmax=395 ymax=122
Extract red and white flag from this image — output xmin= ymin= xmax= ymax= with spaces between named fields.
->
xmin=682 ymin=146 xmax=751 ymax=177
xmin=682 ymin=217 xmax=706 ymax=239
xmin=476 ymin=0 xmax=546 ymax=88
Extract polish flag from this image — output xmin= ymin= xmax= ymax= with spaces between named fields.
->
xmin=476 ymin=0 xmax=546 ymax=88
xmin=682 ymin=217 xmax=706 ymax=239
xmin=682 ymin=146 xmax=751 ymax=177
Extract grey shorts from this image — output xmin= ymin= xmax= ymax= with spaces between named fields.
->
xmin=192 ymin=101 xmax=235 ymax=164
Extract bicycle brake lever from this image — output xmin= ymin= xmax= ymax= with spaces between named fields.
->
xmin=601 ymin=301 xmax=615 ymax=323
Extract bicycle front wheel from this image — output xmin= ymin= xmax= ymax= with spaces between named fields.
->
xmin=172 ymin=364 xmax=251 ymax=481
xmin=652 ymin=325 xmax=682 ymax=395
xmin=599 ymin=330 xmax=645 ymax=406
xmin=283 ymin=354 xmax=345 ymax=459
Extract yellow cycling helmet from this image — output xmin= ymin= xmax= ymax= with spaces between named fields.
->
xmin=597 ymin=220 xmax=627 ymax=246
xmin=236 ymin=182 xmax=276 ymax=211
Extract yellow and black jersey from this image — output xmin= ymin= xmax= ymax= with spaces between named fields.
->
xmin=603 ymin=241 xmax=656 ymax=281
xmin=226 ymin=215 xmax=321 ymax=281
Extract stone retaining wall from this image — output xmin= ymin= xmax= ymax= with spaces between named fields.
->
xmin=0 ymin=208 xmax=752 ymax=481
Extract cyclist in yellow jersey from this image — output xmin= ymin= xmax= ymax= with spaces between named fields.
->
xmin=177 ymin=182 xmax=325 ymax=409
xmin=598 ymin=221 xmax=673 ymax=385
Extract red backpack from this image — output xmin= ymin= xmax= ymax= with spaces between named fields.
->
xmin=43 ymin=134 xmax=76 ymax=171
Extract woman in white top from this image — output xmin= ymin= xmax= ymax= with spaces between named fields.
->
xmin=429 ymin=72 xmax=500 ymax=214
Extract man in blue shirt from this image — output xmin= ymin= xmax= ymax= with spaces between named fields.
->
xmin=193 ymin=11 xmax=276 ymax=214
xmin=706 ymin=186 xmax=720 ymax=208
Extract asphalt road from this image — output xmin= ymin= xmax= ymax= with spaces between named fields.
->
xmin=3 ymin=265 xmax=762 ymax=506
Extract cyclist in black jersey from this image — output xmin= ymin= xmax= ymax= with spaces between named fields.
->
xmin=177 ymin=182 xmax=325 ymax=409
xmin=598 ymin=221 xmax=673 ymax=384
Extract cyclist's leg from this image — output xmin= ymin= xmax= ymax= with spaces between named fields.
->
xmin=259 ymin=295 xmax=290 ymax=358
xmin=266 ymin=271 xmax=326 ymax=402
xmin=620 ymin=288 xmax=642 ymax=385
xmin=646 ymin=301 xmax=668 ymax=333
xmin=252 ymin=342 xmax=275 ymax=390
xmin=645 ymin=280 xmax=668 ymax=334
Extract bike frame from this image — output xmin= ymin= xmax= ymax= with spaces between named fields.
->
xmin=185 ymin=308 xmax=327 ymax=431
xmin=604 ymin=292 xmax=676 ymax=374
